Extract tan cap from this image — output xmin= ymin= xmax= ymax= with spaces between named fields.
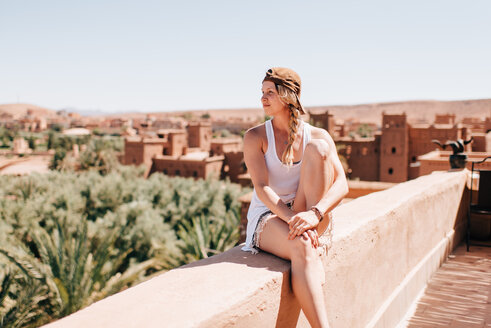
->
xmin=263 ymin=67 xmax=305 ymax=114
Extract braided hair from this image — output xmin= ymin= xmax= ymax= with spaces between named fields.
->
xmin=276 ymin=84 xmax=301 ymax=167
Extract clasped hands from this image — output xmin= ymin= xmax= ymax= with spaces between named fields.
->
xmin=287 ymin=210 xmax=321 ymax=248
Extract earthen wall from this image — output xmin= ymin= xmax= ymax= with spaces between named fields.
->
xmin=124 ymin=140 xmax=144 ymax=165
xmin=44 ymin=171 xmax=468 ymax=328
xmin=379 ymin=114 xmax=408 ymax=182
xmin=166 ymin=132 xmax=187 ymax=156
xmin=337 ymin=137 xmax=380 ymax=181
xmin=434 ymin=114 xmax=456 ymax=125
xmin=187 ymin=122 xmax=212 ymax=151
xmin=150 ymin=156 xmax=224 ymax=179
xmin=222 ymin=151 xmax=245 ymax=183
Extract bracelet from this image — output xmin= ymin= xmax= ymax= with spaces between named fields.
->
xmin=311 ymin=206 xmax=324 ymax=223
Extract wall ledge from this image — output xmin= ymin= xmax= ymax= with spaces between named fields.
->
xmin=43 ymin=170 xmax=468 ymax=328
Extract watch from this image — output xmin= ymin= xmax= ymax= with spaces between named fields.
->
xmin=311 ymin=206 xmax=324 ymax=223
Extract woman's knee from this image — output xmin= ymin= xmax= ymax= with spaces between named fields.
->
xmin=305 ymin=139 xmax=330 ymax=161
xmin=289 ymin=235 xmax=316 ymax=260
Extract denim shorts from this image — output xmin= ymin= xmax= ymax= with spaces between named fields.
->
xmin=250 ymin=202 xmax=332 ymax=255
xmin=251 ymin=201 xmax=292 ymax=254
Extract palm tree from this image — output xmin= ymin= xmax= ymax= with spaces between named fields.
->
xmin=177 ymin=210 xmax=240 ymax=261
xmin=0 ymin=217 xmax=160 ymax=324
xmin=78 ymin=139 xmax=119 ymax=175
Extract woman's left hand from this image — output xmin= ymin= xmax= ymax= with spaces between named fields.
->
xmin=303 ymin=229 xmax=319 ymax=248
xmin=288 ymin=210 xmax=319 ymax=240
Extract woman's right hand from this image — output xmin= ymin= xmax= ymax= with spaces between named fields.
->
xmin=288 ymin=210 xmax=319 ymax=240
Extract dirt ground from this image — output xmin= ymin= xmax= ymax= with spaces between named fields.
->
xmin=0 ymin=155 xmax=51 ymax=175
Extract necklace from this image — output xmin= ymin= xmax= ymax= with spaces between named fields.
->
xmin=273 ymin=121 xmax=302 ymax=146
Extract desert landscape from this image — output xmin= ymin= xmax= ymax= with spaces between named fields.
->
xmin=2 ymin=98 xmax=490 ymax=124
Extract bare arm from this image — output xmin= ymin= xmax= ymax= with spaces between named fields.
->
xmin=287 ymin=127 xmax=349 ymax=239
xmin=243 ymin=126 xmax=295 ymax=223
xmin=311 ymin=127 xmax=349 ymax=217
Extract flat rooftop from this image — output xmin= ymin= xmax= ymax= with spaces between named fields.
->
xmin=405 ymin=243 xmax=491 ymax=327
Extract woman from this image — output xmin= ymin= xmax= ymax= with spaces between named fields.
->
xmin=242 ymin=67 xmax=348 ymax=328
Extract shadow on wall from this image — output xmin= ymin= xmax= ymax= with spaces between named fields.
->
xmin=176 ymin=247 xmax=302 ymax=328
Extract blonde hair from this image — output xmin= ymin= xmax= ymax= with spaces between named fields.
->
xmin=276 ymin=84 xmax=301 ymax=167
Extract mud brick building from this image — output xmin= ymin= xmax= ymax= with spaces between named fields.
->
xmin=324 ymin=111 xmax=487 ymax=183
xmin=124 ymin=121 xmax=245 ymax=181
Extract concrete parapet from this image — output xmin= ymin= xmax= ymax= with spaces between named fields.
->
xmin=43 ymin=170 xmax=468 ymax=328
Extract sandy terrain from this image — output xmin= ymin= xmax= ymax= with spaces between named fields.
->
xmin=0 ymin=103 xmax=58 ymax=119
xmin=0 ymin=156 xmax=51 ymax=175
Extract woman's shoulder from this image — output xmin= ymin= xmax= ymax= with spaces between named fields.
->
xmin=243 ymin=122 xmax=268 ymax=152
xmin=245 ymin=122 xmax=267 ymax=140
xmin=309 ymin=125 xmax=335 ymax=144
xmin=309 ymin=125 xmax=329 ymax=138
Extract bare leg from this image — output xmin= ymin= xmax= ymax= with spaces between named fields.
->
xmin=293 ymin=139 xmax=335 ymax=234
xmin=259 ymin=217 xmax=330 ymax=328
xmin=259 ymin=140 xmax=334 ymax=328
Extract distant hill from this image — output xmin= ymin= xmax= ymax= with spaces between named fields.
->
xmin=1 ymin=99 xmax=490 ymax=125
xmin=105 ymin=108 xmax=266 ymax=123
xmin=161 ymin=99 xmax=491 ymax=124
xmin=0 ymin=103 xmax=58 ymax=119
xmin=176 ymin=108 xmax=264 ymax=121
xmin=308 ymin=99 xmax=491 ymax=124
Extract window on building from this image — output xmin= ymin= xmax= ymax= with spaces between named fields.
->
xmin=175 ymin=170 xmax=180 ymax=176
xmin=391 ymin=147 xmax=396 ymax=154
xmin=163 ymin=148 xmax=169 ymax=155
xmin=193 ymin=171 xmax=198 ymax=177
xmin=412 ymin=156 xmax=416 ymax=162
xmin=241 ymin=161 xmax=247 ymax=173
xmin=163 ymin=169 xmax=168 ymax=174
xmin=388 ymin=168 xmax=393 ymax=175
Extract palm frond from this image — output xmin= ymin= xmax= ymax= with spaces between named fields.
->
xmin=0 ymin=249 xmax=43 ymax=280
xmin=0 ymin=270 xmax=12 ymax=307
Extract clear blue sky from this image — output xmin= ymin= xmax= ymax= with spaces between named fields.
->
xmin=1 ymin=0 xmax=490 ymax=113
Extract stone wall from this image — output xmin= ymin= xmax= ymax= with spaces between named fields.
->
xmin=43 ymin=170 xmax=468 ymax=328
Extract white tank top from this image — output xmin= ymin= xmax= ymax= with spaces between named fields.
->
xmin=242 ymin=119 xmax=312 ymax=251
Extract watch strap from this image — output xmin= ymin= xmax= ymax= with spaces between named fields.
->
xmin=311 ymin=206 xmax=324 ymax=223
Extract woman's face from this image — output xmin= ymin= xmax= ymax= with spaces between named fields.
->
xmin=261 ymin=81 xmax=287 ymax=116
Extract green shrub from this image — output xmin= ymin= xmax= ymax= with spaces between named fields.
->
xmin=0 ymin=169 xmax=249 ymax=326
